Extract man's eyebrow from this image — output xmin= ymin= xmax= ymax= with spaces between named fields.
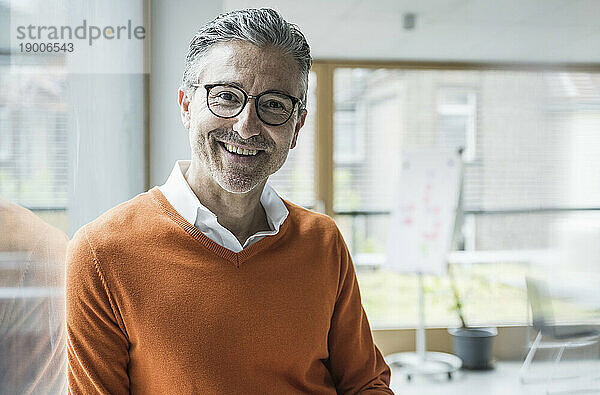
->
xmin=210 ymin=80 xmax=294 ymax=97
xmin=211 ymin=80 xmax=244 ymax=89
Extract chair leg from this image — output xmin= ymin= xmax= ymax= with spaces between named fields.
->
xmin=520 ymin=331 xmax=543 ymax=383
xmin=546 ymin=345 xmax=566 ymax=393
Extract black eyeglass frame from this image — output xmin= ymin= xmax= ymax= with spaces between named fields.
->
xmin=192 ymin=83 xmax=304 ymax=126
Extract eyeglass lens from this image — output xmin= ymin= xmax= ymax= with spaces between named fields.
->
xmin=207 ymin=85 xmax=294 ymax=125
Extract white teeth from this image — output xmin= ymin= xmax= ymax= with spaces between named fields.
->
xmin=224 ymin=143 xmax=258 ymax=156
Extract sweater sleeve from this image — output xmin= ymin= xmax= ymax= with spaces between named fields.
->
xmin=65 ymin=226 xmax=130 ymax=394
xmin=326 ymin=229 xmax=394 ymax=394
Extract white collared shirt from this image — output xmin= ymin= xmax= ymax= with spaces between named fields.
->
xmin=158 ymin=160 xmax=289 ymax=252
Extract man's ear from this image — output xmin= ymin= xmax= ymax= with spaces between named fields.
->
xmin=178 ymin=88 xmax=192 ymax=130
xmin=290 ymin=109 xmax=307 ymax=149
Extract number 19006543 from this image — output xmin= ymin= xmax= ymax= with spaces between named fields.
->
xmin=19 ymin=42 xmax=74 ymax=52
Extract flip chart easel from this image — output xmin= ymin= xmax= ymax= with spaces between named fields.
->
xmin=384 ymin=148 xmax=464 ymax=380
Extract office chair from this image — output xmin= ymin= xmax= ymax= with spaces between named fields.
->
xmin=520 ymin=276 xmax=600 ymax=391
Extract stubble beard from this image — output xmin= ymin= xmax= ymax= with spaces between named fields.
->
xmin=191 ymin=130 xmax=290 ymax=195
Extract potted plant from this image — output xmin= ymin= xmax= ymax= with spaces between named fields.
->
xmin=447 ymin=263 xmax=497 ymax=369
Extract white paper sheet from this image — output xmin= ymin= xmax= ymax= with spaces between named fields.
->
xmin=386 ymin=149 xmax=462 ymax=275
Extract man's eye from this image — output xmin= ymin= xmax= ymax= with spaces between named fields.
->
xmin=217 ymin=92 xmax=239 ymax=102
xmin=264 ymin=100 xmax=284 ymax=109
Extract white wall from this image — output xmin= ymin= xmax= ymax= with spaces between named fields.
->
xmin=68 ymin=74 xmax=146 ymax=236
xmin=65 ymin=0 xmax=147 ymax=236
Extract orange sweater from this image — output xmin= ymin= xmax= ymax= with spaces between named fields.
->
xmin=66 ymin=187 xmax=393 ymax=394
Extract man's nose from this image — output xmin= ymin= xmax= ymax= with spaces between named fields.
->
xmin=233 ymin=99 xmax=262 ymax=139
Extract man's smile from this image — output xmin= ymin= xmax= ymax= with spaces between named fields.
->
xmin=216 ymin=140 xmax=265 ymax=162
xmin=223 ymin=143 xmax=258 ymax=156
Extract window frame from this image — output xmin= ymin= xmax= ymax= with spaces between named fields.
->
xmin=313 ymin=60 xmax=600 ymax=330
xmin=312 ymin=59 xmax=600 ymax=219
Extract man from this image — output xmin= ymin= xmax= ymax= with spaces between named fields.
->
xmin=66 ymin=8 xmax=393 ymax=394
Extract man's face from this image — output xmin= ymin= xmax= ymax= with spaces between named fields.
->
xmin=179 ymin=40 xmax=307 ymax=194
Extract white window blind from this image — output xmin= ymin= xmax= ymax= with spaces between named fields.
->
xmin=0 ymin=63 xmax=69 ymax=209
xmin=333 ymin=68 xmax=600 ymax=252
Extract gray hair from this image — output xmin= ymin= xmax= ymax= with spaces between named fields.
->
xmin=181 ymin=8 xmax=312 ymax=105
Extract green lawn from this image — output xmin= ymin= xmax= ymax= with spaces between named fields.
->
xmin=356 ymin=263 xmax=530 ymax=328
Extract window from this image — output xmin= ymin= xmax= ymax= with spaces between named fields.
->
xmin=0 ymin=56 xmax=70 ymax=394
xmin=333 ymin=69 xmax=402 ymax=213
xmin=1 ymin=3 xmax=148 ymax=392
xmin=0 ymin=62 xmax=69 ymax=233
xmin=334 ymin=69 xmax=370 ymax=164
xmin=323 ymin=65 xmax=600 ymax=328
xmin=437 ymin=88 xmax=477 ymax=162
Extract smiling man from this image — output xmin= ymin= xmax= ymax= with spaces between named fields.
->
xmin=66 ymin=8 xmax=393 ymax=394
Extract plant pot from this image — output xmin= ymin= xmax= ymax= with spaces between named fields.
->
xmin=448 ymin=327 xmax=497 ymax=369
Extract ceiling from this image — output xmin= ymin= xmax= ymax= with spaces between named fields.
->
xmin=224 ymin=0 xmax=600 ymax=63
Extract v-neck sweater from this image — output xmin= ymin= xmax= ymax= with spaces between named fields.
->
xmin=66 ymin=187 xmax=393 ymax=394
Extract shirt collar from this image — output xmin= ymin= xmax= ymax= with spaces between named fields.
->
xmin=158 ymin=160 xmax=288 ymax=231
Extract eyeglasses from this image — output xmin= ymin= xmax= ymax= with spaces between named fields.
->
xmin=192 ymin=83 xmax=303 ymax=126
